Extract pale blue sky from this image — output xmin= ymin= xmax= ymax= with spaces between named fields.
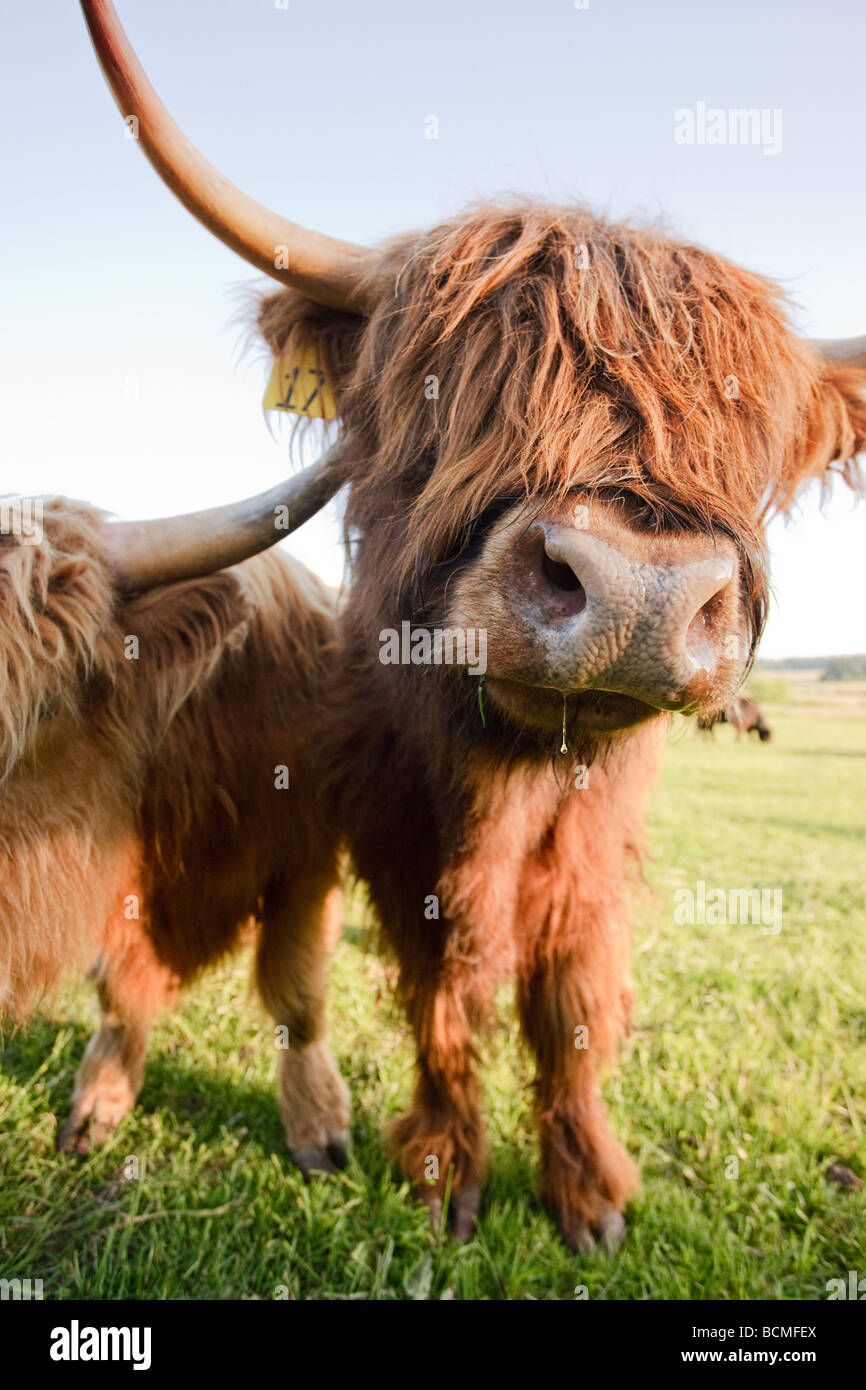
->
xmin=1 ymin=0 xmax=864 ymax=656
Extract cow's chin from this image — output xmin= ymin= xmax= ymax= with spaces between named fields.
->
xmin=484 ymin=676 xmax=663 ymax=737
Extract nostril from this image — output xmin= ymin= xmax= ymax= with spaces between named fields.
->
xmin=542 ymin=550 xmax=587 ymax=607
xmin=685 ymin=593 xmax=724 ymax=672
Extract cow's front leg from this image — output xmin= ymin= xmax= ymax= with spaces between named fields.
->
xmin=517 ymin=924 xmax=638 ymax=1253
xmin=256 ymin=871 xmax=350 ymax=1178
xmin=353 ymin=766 xmax=517 ymax=1241
xmin=59 ymin=913 xmax=179 ymax=1154
xmin=390 ymin=961 xmax=489 ymax=1242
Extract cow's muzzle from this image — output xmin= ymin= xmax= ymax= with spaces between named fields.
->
xmin=534 ymin=520 xmax=742 ymax=711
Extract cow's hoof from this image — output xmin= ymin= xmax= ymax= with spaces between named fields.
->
xmin=279 ymin=1041 xmax=351 ymax=1180
xmin=287 ymin=1136 xmax=350 ymax=1180
xmin=556 ymin=1205 xmax=626 ymax=1254
xmin=57 ymin=1116 xmax=89 ymax=1154
xmin=420 ymin=1185 xmax=481 ymax=1242
xmin=451 ymin=1186 xmax=481 ymax=1243
xmin=57 ymin=1112 xmax=116 ymax=1155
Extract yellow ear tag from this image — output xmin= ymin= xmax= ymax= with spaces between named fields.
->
xmin=263 ymin=341 xmax=337 ymax=419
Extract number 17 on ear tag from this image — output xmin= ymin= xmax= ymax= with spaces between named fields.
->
xmin=263 ymin=342 xmax=338 ymax=420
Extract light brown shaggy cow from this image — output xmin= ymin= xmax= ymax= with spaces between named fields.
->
xmin=65 ymin=2 xmax=866 ymax=1251
xmin=0 ymin=498 xmax=348 ymax=1172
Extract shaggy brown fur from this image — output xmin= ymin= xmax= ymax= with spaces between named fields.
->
xmin=261 ymin=204 xmax=865 ymax=606
xmin=0 ymin=498 xmax=348 ymax=1167
xmin=257 ymin=202 xmax=866 ymax=1247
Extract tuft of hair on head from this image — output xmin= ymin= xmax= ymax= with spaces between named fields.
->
xmin=253 ymin=201 xmax=866 ymax=616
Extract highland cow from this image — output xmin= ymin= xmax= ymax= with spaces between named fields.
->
xmin=69 ymin=2 xmax=866 ymax=1249
xmin=698 ymin=695 xmax=772 ymax=741
xmin=0 ymin=497 xmax=349 ymax=1173
xmin=726 ymin=696 xmax=773 ymax=741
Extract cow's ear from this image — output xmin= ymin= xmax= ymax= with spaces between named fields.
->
xmin=119 ymin=570 xmax=254 ymax=734
xmin=257 ymin=290 xmax=363 ymax=419
xmin=777 ymin=361 xmax=866 ymax=511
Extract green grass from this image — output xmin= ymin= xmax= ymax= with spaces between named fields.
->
xmin=2 ymin=703 xmax=864 ymax=1300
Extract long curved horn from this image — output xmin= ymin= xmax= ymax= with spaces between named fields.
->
xmin=106 ymin=444 xmax=345 ymax=592
xmin=80 ymin=0 xmax=374 ymax=313
xmin=808 ymin=336 xmax=866 ymax=368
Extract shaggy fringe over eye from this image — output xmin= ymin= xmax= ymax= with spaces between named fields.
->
xmin=269 ymin=201 xmax=863 ymax=604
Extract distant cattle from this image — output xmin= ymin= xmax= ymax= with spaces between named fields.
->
xmin=699 ymin=696 xmax=772 ymax=742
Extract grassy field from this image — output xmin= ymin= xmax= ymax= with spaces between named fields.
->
xmin=1 ymin=686 xmax=864 ymax=1301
